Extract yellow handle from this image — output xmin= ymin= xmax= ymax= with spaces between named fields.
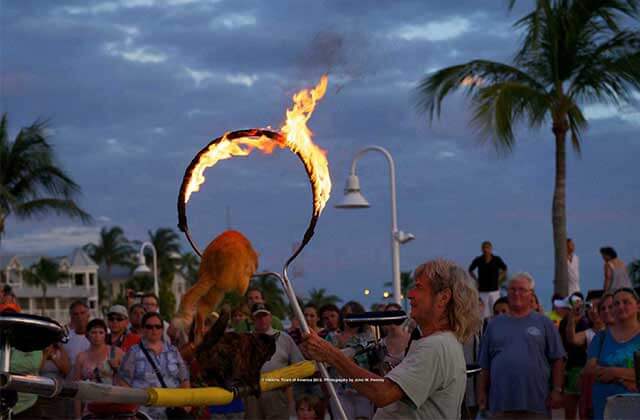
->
xmin=147 ymin=360 xmax=318 ymax=406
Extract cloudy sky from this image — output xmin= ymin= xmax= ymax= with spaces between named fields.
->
xmin=2 ymin=0 xmax=639 ymax=308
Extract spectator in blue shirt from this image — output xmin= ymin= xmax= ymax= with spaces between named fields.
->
xmin=478 ymin=272 xmax=566 ymax=417
xmin=118 ymin=312 xmax=190 ymax=419
xmin=584 ymin=287 xmax=640 ymax=420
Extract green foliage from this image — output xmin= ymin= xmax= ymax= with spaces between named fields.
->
xmin=84 ymin=226 xmax=134 ymax=305
xmin=221 ymin=291 xmax=244 ymax=310
xmin=177 ymin=252 xmax=200 ymax=285
xmin=23 ymin=258 xmax=69 ymax=314
xmin=250 ymin=274 xmax=287 ymax=320
xmin=629 ymin=259 xmax=640 ymax=287
xmin=0 ymin=113 xmax=92 ymax=240
xmin=305 ymin=287 xmax=342 ymax=309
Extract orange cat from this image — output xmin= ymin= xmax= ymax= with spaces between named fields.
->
xmin=171 ymin=230 xmax=258 ymax=343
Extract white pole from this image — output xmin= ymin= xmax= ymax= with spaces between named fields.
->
xmin=350 ymin=146 xmax=402 ymax=305
xmin=140 ymin=242 xmax=160 ymax=305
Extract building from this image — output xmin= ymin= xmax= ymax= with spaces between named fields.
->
xmin=100 ymin=263 xmax=188 ymax=311
xmin=0 ymin=248 xmax=100 ymax=323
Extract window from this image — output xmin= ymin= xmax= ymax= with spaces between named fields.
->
xmin=89 ymin=273 xmax=95 ymax=287
xmin=89 ymin=300 xmax=96 ymax=309
xmin=75 ymin=273 xmax=85 ymax=287
xmin=58 ymin=274 xmax=71 ymax=288
xmin=8 ymin=270 xmax=21 ymax=286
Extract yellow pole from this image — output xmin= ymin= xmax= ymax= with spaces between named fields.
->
xmin=148 ymin=361 xmax=317 ymax=407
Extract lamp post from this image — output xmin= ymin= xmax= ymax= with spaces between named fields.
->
xmin=134 ymin=242 xmax=159 ymax=301
xmin=336 ymin=146 xmax=415 ymax=305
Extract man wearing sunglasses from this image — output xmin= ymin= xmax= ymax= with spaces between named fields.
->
xmin=106 ymin=305 xmax=141 ymax=352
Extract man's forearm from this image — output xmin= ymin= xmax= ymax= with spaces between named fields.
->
xmin=552 ymin=359 xmax=564 ymax=390
xmin=326 ymin=346 xmax=401 ymax=407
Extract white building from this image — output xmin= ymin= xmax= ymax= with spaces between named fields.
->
xmin=0 ymin=248 xmax=100 ymax=323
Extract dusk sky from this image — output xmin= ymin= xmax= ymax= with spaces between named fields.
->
xmin=2 ymin=0 xmax=639 ymax=309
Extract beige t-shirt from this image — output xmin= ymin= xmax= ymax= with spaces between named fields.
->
xmin=374 ymin=331 xmax=467 ymax=420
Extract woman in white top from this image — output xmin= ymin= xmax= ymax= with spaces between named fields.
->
xmin=380 ymin=303 xmax=411 ymax=375
xmin=600 ymin=247 xmax=632 ymax=292
xmin=566 ymin=294 xmax=614 ymax=348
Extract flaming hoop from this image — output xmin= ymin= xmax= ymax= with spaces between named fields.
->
xmin=177 ymin=76 xmax=330 ymax=259
xmin=176 ymin=76 xmax=348 ymax=420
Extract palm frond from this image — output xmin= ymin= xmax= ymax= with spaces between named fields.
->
xmin=14 ymin=198 xmax=92 ymax=223
xmin=566 ymin=102 xmax=588 ymax=155
xmin=471 ymin=81 xmax=551 ymax=152
xmin=569 ymin=31 xmax=640 ymax=104
xmin=416 ymin=60 xmax=545 ymax=122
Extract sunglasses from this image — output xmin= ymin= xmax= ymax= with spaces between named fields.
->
xmin=144 ymin=324 xmax=163 ymax=330
xmin=108 ymin=316 xmax=126 ymax=322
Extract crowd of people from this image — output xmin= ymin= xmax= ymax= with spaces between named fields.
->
xmin=0 ymin=239 xmax=638 ymax=420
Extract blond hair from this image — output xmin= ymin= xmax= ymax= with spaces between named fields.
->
xmin=414 ymin=259 xmax=482 ymax=343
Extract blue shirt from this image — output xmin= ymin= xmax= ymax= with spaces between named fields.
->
xmin=118 ymin=340 xmax=189 ymax=420
xmin=479 ymin=312 xmax=565 ymax=415
xmin=587 ymin=330 xmax=640 ymax=420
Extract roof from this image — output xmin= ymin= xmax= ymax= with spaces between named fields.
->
xmin=0 ymin=248 xmax=97 ymax=271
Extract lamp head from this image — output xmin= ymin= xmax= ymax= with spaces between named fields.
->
xmin=394 ymin=231 xmax=415 ymax=245
xmin=334 ymin=175 xmax=370 ymax=209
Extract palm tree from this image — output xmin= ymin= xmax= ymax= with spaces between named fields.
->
xmin=384 ymin=271 xmax=414 ymax=310
xmin=306 ymin=287 xmax=342 ymax=309
xmin=0 ymin=114 xmax=91 ymax=242
xmin=250 ymin=273 xmax=287 ymax=319
xmin=23 ymin=258 xmax=69 ymax=315
xmin=146 ymin=227 xmax=182 ymax=281
xmin=417 ymin=0 xmax=640 ymax=295
xmin=629 ymin=258 xmax=640 ymax=287
xmin=84 ymin=226 xmax=134 ymax=304
xmin=177 ymin=251 xmax=200 ymax=285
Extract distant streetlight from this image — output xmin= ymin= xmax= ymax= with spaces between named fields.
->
xmin=335 ymin=146 xmax=415 ymax=305
xmin=363 ymin=288 xmax=371 ymax=296
xmin=383 ymin=291 xmax=391 ymax=299
xmin=134 ymin=242 xmax=158 ymax=300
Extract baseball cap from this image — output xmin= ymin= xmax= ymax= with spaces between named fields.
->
xmin=107 ymin=305 xmax=129 ymax=318
xmin=553 ymin=295 xmax=582 ymax=309
xmin=251 ymin=303 xmax=271 ymax=316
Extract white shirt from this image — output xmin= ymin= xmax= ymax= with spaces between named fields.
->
xmin=62 ymin=329 xmax=89 ymax=379
xmin=374 ymin=332 xmax=467 ymax=420
xmin=567 ymin=254 xmax=580 ymax=295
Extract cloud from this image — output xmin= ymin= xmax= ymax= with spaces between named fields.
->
xmin=2 ymin=226 xmax=101 ymax=254
xmin=108 ymin=45 xmax=168 ymax=63
xmin=184 ymin=66 xmax=214 ymax=87
xmin=389 ymin=17 xmax=471 ymax=42
xmin=211 ymin=13 xmax=257 ymax=29
xmin=583 ymin=103 xmax=640 ymax=126
xmin=63 ymin=2 xmax=120 ymax=15
xmin=96 ymin=216 xmax=112 ymax=223
xmin=183 ymin=67 xmax=258 ymax=87
xmin=105 ymin=138 xmax=145 ymax=155
xmin=225 ymin=73 xmax=258 ymax=87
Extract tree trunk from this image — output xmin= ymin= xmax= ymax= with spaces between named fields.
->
xmin=552 ymin=121 xmax=569 ymax=296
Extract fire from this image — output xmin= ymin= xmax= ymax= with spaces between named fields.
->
xmin=184 ymin=76 xmax=331 ymax=215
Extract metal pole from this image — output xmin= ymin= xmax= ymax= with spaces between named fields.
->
xmin=259 ymin=272 xmax=348 ymax=420
xmin=0 ymin=334 xmax=10 ymax=372
xmin=141 ymin=242 xmax=160 ymax=302
xmin=350 ymin=146 xmax=402 ymax=305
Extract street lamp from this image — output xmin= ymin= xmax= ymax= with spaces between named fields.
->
xmin=335 ymin=146 xmax=415 ymax=305
xmin=363 ymin=288 xmax=371 ymax=296
xmin=134 ymin=242 xmax=159 ymax=300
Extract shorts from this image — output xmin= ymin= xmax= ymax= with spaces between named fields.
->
xmin=565 ymin=367 xmax=583 ymax=395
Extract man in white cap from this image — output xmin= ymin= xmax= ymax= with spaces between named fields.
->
xmin=245 ymin=303 xmax=304 ymax=420
xmin=106 ymin=304 xmax=140 ymax=352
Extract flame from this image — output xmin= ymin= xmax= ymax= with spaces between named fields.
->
xmin=281 ymin=74 xmax=330 ymax=214
xmin=184 ymin=75 xmax=331 ymax=215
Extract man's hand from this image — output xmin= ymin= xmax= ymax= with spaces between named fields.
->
xmin=300 ymin=329 xmax=337 ymax=363
xmin=476 ymin=391 xmax=487 ymax=411
xmin=595 ymin=366 xmax=618 ymax=383
xmin=547 ymin=389 xmax=563 ymax=409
